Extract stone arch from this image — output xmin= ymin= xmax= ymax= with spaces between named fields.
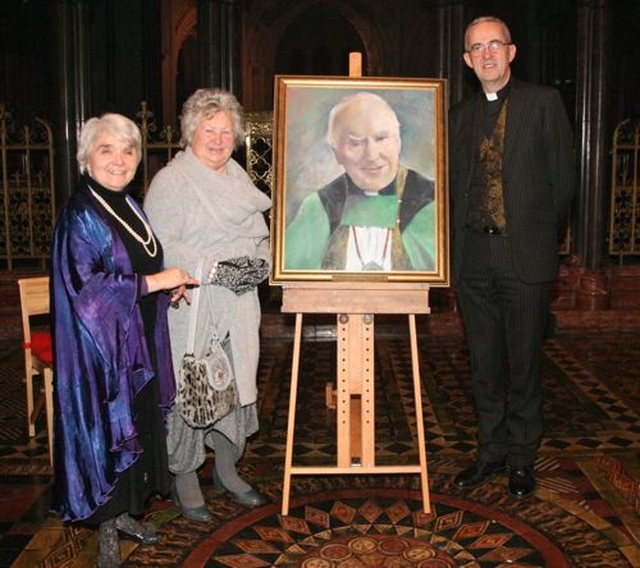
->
xmin=242 ymin=0 xmax=385 ymax=110
xmin=160 ymin=1 xmax=196 ymax=125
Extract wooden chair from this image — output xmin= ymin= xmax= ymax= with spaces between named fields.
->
xmin=18 ymin=276 xmax=54 ymax=465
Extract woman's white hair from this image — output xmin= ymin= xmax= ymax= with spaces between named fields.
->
xmin=179 ymin=88 xmax=245 ymax=148
xmin=77 ymin=113 xmax=141 ymax=173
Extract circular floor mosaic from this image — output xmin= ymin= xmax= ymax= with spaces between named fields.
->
xmin=183 ymin=488 xmax=571 ymax=567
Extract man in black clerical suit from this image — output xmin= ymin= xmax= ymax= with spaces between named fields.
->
xmin=449 ymin=16 xmax=575 ymax=499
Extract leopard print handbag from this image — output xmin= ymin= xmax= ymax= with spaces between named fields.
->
xmin=177 ymin=260 xmax=239 ymax=428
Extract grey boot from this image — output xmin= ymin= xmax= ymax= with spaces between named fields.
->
xmin=114 ymin=512 xmax=160 ymax=544
xmin=97 ymin=518 xmax=120 ymax=567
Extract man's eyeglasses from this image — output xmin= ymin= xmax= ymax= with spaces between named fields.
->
xmin=467 ymin=40 xmax=511 ymax=55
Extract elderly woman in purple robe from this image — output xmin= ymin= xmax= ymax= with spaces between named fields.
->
xmin=51 ymin=113 xmax=197 ymax=566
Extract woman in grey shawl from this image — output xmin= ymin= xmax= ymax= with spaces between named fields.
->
xmin=145 ymin=89 xmax=271 ymax=521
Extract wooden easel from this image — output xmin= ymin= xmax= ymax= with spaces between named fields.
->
xmin=279 ymin=52 xmax=431 ymax=515
xmin=280 ymin=282 xmax=431 ymax=515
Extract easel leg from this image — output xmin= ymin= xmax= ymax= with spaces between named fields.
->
xmin=282 ymin=313 xmax=303 ymax=516
xmin=336 ymin=314 xmax=375 ymax=468
xmin=336 ymin=314 xmax=353 ymax=467
xmin=409 ymin=315 xmax=431 ymax=513
xmin=360 ymin=315 xmax=375 ymax=468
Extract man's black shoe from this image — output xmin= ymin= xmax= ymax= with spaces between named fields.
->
xmin=508 ymin=466 xmax=536 ymax=499
xmin=454 ymin=460 xmax=507 ymax=489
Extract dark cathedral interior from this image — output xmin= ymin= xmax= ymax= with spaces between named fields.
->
xmin=0 ymin=0 xmax=639 ymax=566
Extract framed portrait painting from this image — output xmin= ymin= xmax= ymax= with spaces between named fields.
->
xmin=270 ymin=75 xmax=449 ymax=285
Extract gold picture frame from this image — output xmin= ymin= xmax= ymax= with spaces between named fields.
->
xmin=271 ymin=75 xmax=449 ymax=285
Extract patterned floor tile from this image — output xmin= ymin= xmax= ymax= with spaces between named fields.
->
xmin=0 ymin=320 xmax=638 ymax=566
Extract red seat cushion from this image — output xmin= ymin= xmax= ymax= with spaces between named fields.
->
xmin=23 ymin=330 xmax=53 ymax=365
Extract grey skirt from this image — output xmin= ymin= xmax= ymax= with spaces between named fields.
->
xmin=166 ymin=403 xmax=259 ymax=474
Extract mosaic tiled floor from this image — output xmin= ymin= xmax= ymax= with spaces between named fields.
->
xmin=1 ymin=326 xmax=639 ymax=566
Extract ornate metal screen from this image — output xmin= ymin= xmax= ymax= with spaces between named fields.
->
xmin=0 ymin=104 xmax=55 ymax=270
xmin=0 ymin=101 xmax=274 ymax=270
xmin=244 ymin=111 xmax=273 ymax=198
xmin=609 ymin=119 xmax=640 ymax=259
xmin=134 ymin=103 xmax=273 ymax=201
xmin=136 ymin=101 xmax=181 ymax=198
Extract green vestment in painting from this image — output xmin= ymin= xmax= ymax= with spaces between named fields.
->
xmin=285 ymin=165 xmax=436 ymax=271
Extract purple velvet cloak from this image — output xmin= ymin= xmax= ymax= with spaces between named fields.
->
xmin=50 ymin=183 xmax=176 ymax=521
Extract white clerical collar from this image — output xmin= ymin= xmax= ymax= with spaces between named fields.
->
xmin=485 ymin=91 xmax=498 ymax=101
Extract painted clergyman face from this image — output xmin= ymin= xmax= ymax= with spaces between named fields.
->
xmin=329 ymin=95 xmax=401 ymax=192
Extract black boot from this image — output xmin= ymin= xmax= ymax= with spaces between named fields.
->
xmin=97 ymin=518 xmax=120 ymax=567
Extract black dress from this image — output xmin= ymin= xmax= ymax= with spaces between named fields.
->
xmin=85 ymin=177 xmax=171 ymax=524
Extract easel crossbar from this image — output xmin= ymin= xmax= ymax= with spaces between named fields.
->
xmin=290 ymin=465 xmax=425 ymax=475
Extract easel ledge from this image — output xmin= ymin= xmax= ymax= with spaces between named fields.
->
xmin=281 ymin=281 xmax=431 ymax=315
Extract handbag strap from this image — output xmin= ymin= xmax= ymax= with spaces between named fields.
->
xmin=185 ymin=259 xmax=205 ymax=355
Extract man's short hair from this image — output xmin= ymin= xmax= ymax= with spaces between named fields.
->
xmin=464 ymin=16 xmax=512 ymax=51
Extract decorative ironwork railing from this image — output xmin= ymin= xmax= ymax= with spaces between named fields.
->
xmin=0 ymin=102 xmax=273 ymax=270
xmin=134 ymin=102 xmax=273 ymax=200
xmin=0 ymin=104 xmax=55 ymax=270
xmin=609 ymin=118 xmax=640 ymax=260
xmin=244 ymin=110 xmax=273 ymax=200
xmin=5 ymin=100 xmax=605 ymax=270
xmin=135 ymin=101 xmax=182 ymax=197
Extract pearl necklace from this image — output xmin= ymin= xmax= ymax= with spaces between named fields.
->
xmin=88 ymin=185 xmax=158 ymax=257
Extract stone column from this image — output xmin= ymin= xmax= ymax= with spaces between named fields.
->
xmin=433 ymin=1 xmax=466 ymax=310
xmin=433 ymin=0 xmax=467 ymax=105
xmin=53 ymin=0 xmax=91 ymax=205
xmin=197 ymin=0 xmax=242 ymax=97
xmin=573 ymin=0 xmax=613 ymax=308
